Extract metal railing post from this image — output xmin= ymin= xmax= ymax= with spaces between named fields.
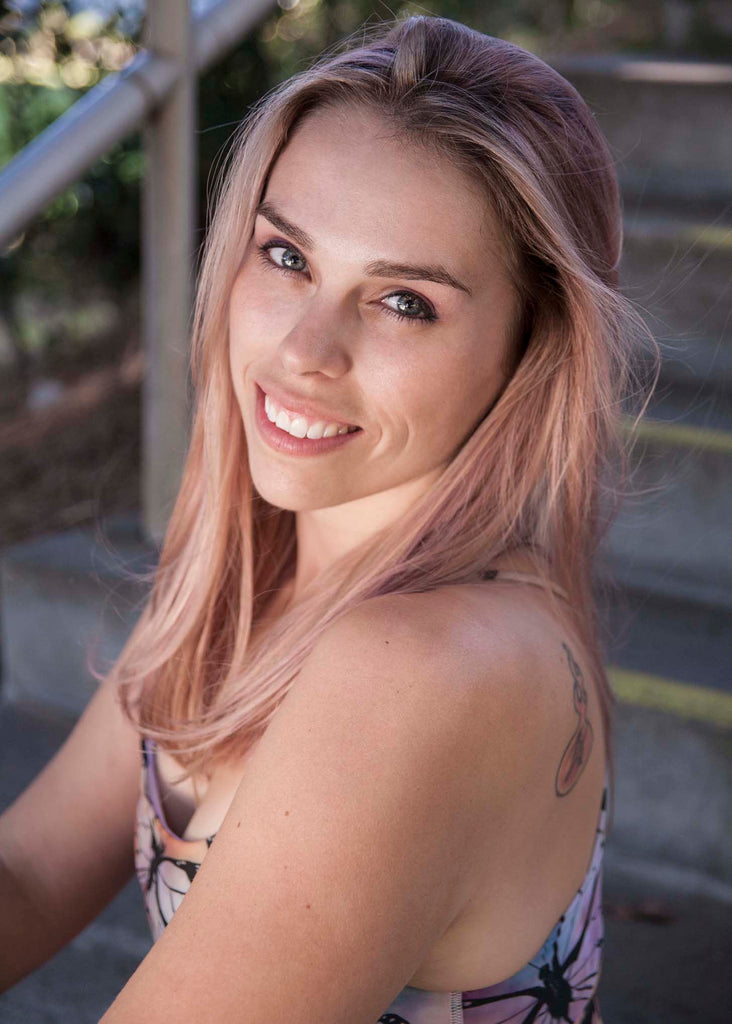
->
xmin=141 ymin=0 xmax=196 ymax=546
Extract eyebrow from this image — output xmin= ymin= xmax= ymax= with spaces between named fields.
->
xmin=254 ymin=200 xmax=473 ymax=297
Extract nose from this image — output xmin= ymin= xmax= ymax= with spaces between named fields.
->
xmin=277 ymin=304 xmax=352 ymax=379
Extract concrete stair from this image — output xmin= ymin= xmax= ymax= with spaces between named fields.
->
xmin=0 ymin=517 xmax=156 ymax=715
xmin=620 ymin=206 xmax=732 ymax=351
xmin=547 ymin=52 xmax=732 ymax=697
xmin=598 ymin=427 xmax=732 ymax=626
xmin=636 ymin=336 xmax=732 ymax=432
xmin=547 ymin=53 xmax=732 ymax=204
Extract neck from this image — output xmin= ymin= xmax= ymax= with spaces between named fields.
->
xmin=287 ymin=466 xmax=445 ymax=601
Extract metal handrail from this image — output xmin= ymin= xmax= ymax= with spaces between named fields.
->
xmin=0 ymin=50 xmax=177 ymax=248
xmin=0 ymin=0 xmax=276 ymax=248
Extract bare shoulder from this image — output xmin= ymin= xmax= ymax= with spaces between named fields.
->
xmin=437 ymin=578 xmax=607 ymax=786
xmin=308 ymin=587 xmax=535 ymax=715
xmin=316 ymin=585 xmax=541 ymax=683
xmin=250 ymin=585 xmax=607 ymax=994
xmin=314 ymin=581 xmax=608 ymax=834
xmin=305 ymin=583 xmax=601 ymax=791
xmin=319 ymin=583 xmax=585 ymax=713
xmin=322 ymin=584 xmax=609 ymax=992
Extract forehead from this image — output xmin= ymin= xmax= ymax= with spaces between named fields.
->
xmin=263 ymin=103 xmax=509 ymax=280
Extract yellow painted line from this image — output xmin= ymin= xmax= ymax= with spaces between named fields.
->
xmin=680 ymin=224 xmax=732 ymax=250
xmin=621 ymin=416 xmax=732 ymax=455
xmin=608 ymin=665 xmax=732 ymax=729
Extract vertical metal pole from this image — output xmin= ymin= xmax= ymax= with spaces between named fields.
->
xmin=141 ymin=0 xmax=196 ymax=546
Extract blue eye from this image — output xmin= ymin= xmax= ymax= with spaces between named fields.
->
xmin=257 ymin=241 xmax=307 ymax=275
xmin=255 ymin=241 xmax=438 ymax=325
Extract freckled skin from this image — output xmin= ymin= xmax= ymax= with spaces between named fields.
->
xmin=227 ymin=104 xmax=520 ymax=597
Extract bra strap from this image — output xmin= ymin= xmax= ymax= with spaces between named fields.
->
xmin=483 ymin=569 xmax=571 ymax=604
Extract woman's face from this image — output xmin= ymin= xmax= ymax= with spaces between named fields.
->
xmin=229 ymin=103 xmax=520 ymax=514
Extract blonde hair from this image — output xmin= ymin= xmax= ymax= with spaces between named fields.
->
xmin=110 ymin=15 xmax=659 ymax=785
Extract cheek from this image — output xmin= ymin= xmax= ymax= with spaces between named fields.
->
xmin=416 ymin=340 xmax=508 ymax=446
xmin=375 ymin=367 xmax=458 ymax=456
xmin=228 ymin=272 xmax=269 ymax=363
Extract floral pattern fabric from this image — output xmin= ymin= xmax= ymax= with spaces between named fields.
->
xmin=134 ymin=737 xmax=607 ymax=1022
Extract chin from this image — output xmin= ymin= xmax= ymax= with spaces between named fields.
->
xmin=249 ymin=468 xmax=359 ymax=513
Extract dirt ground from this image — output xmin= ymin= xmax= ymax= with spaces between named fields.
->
xmin=0 ymin=351 xmax=141 ymax=550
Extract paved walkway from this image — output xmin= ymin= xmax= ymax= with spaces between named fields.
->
xmin=0 ymin=700 xmax=729 ymax=1022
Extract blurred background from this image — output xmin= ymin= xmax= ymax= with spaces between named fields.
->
xmin=0 ymin=0 xmax=730 ymax=1020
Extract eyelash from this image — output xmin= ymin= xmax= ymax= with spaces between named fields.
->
xmin=255 ymin=240 xmax=438 ymax=325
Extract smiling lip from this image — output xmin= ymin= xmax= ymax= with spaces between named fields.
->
xmin=255 ymin=380 xmax=358 ymax=430
xmin=254 ymin=383 xmax=362 ymax=456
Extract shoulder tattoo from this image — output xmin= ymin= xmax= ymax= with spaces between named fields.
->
xmin=555 ymin=641 xmax=593 ymax=797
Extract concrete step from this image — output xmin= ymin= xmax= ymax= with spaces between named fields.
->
xmin=0 ymin=516 xmax=156 ymax=715
xmin=608 ymin=700 xmax=732 ymax=885
xmin=599 ymin=418 xmax=732 ymax=605
xmin=620 ymin=207 xmax=732 ymax=346
xmin=600 ymin=848 xmax=732 ymax=1024
xmin=596 ymin=550 xmax=732 ymax=696
xmin=635 ymin=336 xmax=732 ymax=433
xmin=549 ymin=56 xmax=732 ymax=405
xmin=547 ymin=53 xmax=732 ymax=204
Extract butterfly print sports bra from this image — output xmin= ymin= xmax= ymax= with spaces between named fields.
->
xmin=134 ymin=571 xmax=609 ymax=1024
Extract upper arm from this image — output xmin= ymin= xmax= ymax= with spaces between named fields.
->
xmin=100 ymin=593 xmax=545 ymax=1024
xmin=0 ymin=672 xmax=142 ymax=939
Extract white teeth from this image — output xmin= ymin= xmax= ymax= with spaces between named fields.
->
xmin=264 ymin=391 xmax=356 ymax=440
xmin=288 ymin=416 xmax=309 ymax=439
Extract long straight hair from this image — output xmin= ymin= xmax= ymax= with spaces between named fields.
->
xmin=110 ymin=15 xmax=659 ymax=787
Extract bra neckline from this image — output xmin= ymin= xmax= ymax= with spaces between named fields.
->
xmin=144 ymin=737 xmax=217 ymax=843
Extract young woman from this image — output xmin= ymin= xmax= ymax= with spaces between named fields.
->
xmin=0 ymin=14 xmax=657 ymax=1023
